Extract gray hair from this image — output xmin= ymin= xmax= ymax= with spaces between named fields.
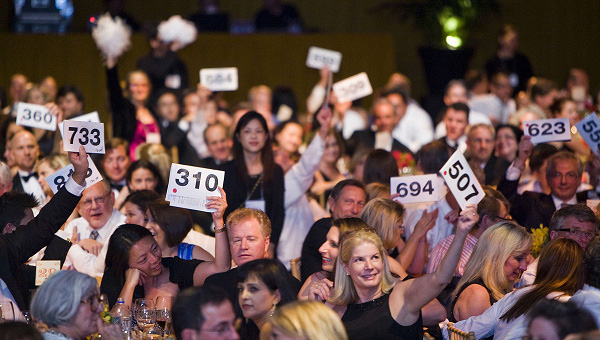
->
xmin=31 ymin=271 xmax=97 ymax=327
xmin=0 ymin=162 xmax=11 ymax=187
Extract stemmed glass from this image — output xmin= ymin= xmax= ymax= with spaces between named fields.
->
xmin=155 ymin=296 xmax=173 ymax=336
xmin=134 ymin=299 xmax=155 ymax=331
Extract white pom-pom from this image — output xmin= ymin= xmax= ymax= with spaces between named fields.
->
xmin=92 ymin=13 xmax=132 ymax=60
xmin=158 ymin=15 xmax=197 ymax=50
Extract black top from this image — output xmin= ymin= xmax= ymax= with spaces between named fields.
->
xmin=219 ymin=160 xmax=285 ymax=248
xmin=100 ymin=257 xmax=202 ymax=308
xmin=300 ymin=217 xmax=332 ymax=282
xmin=158 ymin=119 xmax=201 ymax=166
xmin=448 ymin=277 xmax=497 ymax=323
xmin=485 ymin=52 xmax=533 ymax=95
xmin=342 ymin=293 xmax=423 ymax=340
xmin=136 ymin=50 xmax=189 ymax=104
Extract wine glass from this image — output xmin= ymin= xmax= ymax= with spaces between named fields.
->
xmin=135 ymin=305 xmax=156 ymax=331
xmin=0 ymin=301 xmax=16 ymax=323
xmin=155 ymin=296 xmax=173 ymax=335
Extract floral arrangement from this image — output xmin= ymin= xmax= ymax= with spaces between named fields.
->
xmin=530 ymin=224 xmax=549 ymax=258
xmin=392 ymin=150 xmax=416 ymax=175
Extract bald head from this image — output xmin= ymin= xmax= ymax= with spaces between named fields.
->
xmin=10 ymin=130 xmax=39 ymax=172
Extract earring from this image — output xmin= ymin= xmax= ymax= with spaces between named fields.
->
xmin=269 ymin=303 xmax=277 ymax=317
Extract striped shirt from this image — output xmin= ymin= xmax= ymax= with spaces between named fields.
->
xmin=426 ymin=234 xmax=478 ymax=276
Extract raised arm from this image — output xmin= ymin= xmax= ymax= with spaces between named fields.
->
xmin=391 ymin=205 xmax=478 ymax=320
xmin=398 ymin=208 xmax=438 ymax=272
xmin=193 ymin=187 xmax=231 ymax=286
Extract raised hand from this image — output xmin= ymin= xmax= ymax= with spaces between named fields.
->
xmin=515 ymin=136 xmax=534 ymax=169
xmin=308 ymin=278 xmax=333 ymax=301
xmin=456 ymin=204 xmax=478 ymax=234
xmin=413 ymin=208 xmax=439 ymax=238
xmin=206 ymin=187 xmax=227 ymax=223
xmin=69 ymin=146 xmax=88 ymax=186
xmin=317 ymin=106 xmax=333 ymax=138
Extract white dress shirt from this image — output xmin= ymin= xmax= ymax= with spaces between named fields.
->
xmin=392 ymin=102 xmax=434 ymax=153
xmin=469 ymin=94 xmax=516 ymax=125
xmin=17 ymin=169 xmax=46 ymax=205
xmin=60 ymin=209 xmax=126 ymax=276
xmin=434 ymin=109 xmax=492 ymax=139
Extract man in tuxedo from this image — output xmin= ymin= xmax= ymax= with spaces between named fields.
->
xmin=204 ymin=208 xmax=301 ymax=309
xmin=465 ymin=124 xmax=511 ymax=186
xmin=10 ymin=130 xmax=45 ymax=204
xmin=498 ymin=136 xmax=598 ymax=231
xmin=100 ymin=138 xmax=131 ymax=196
xmin=345 ymin=98 xmax=413 ymax=156
xmin=0 ymin=147 xmax=87 ymax=311
xmin=438 ymin=103 xmax=470 ymax=152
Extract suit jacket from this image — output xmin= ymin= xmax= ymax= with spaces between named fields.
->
xmin=0 ymin=187 xmax=80 ymax=310
xmin=483 ymin=156 xmax=511 ymax=187
xmin=345 ymin=129 xmax=414 ymax=157
xmin=11 ymin=175 xmax=24 ymax=193
xmin=497 ymin=174 xmax=593 ymax=232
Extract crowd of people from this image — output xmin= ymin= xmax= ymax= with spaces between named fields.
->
xmin=2 ymin=21 xmax=600 ymax=340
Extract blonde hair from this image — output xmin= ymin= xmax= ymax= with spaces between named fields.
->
xmin=226 ymin=208 xmax=271 ymax=239
xmin=453 ymin=221 xmax=532 ymax=301
xmin=329 ymin=229 xmax=396 ymax=305
xmin=359 ymin=198 xmax=404 ymax=251
xmin=267 ymin=300 xmax=348 ymax=340
xmin=35 ymin=153 xmax=69 ymax=172
xmin=365 ymin=183 xmax=391 ymax=201
xmin=136 ymin=143 xmax=171 ymax=183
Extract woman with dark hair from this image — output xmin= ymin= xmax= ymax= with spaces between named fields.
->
xmin=122 ymin=190 xmax=161 ymax=227
xmin=146 ymin=199 xmax=214 ymax=261
xmin=126 ymin=160 xmax=165 ymax=193
xmin=445 ymin=238 xmax=586 ymax=340
xmin=221 ymin=111 xmax=284 ymax=255
xmin=311 ymin=129 xmax=346 ymax=207
xmin=495 ymin=125 xmax=523 ymax=163
xmin=236 ymin=258 xmax=297 ymax=339
xmin=100 ymin=188 xmax=230 ymax=308
xmin=362 ymin=149 xmax=399 ymax=186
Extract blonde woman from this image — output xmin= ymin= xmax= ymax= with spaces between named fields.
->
xmin=328 ymin=205 xmax=478 ymax=340
xmin=450 ymin=221 xmax=532 ymax=322
xmin=265 ymin=300 xmax=348 ymax=340
xmin=36 ymin=153 xmax=70 ymax=206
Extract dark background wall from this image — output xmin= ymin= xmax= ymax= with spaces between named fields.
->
xmin=1 ymin=0 xmax=599 ymax=118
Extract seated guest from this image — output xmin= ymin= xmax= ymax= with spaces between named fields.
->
xmin=329 ymin=205 xmax=478 ymax=340
xmin=56 ymin=85 xmax=85 ymax=120
xmin=310 ymin=129 xmax=346 ymax=209
xmin=100 ymin=138 xmax=132 ymax=196
xmin=172 ymin=286 xmax=240 ymax=340
xmin=146 ymin=199 xmax=215 ymax=261
xmin=469 ymin=72 xmax=516 ymax=126
xmin=201 ymin=122 xmax=233 ymax=169
xmin=60 ymin=181 xmax=126 ymax=276
xmin=449 ymin=222 xmax=532 ymax=322
xmin=267 ymin=300 xmax=348 ymax=340
xmin=345 ymin=98 xmax=413 ymax=157
xmin=362 ymin=149 xmax=398 ymax=186
xmin=204 ymin=208 xmax=301 ymax=309
xmin=10 ymin=130 xmax=45 ymax=204
xmin=31 ymin=270 xmax=122 ymax=340
xmin=494 ymin=124 xmax=523 ymax=164
xmin=0 ymin=147 xmax=87 ymax=312
xmin=34 ymin=154 xmax=69 ymax=207
xmin=437 ymin=102 xmax=470 ymax=152
xmin=466 ymin=124 xmax=511 ymax=186
xmin=114 ymin=159 xmax=164 ymax=208
xmin=122 ymin=190 xmax=161 ymax=227
xmin=298 ymin=218 xmax=369 ymax=301
xmin=571 ymin=238 xmax=600 ymax=327
xmin=445 ymin=238 xmax=585 ymax=340
xmin=427 ymin=186 xmax=511 ymax=276
xmin=526 ymin=299 xmax=598 ymax=340
xmin=498 ymin=137 xmax=598 ymax=232
xmin=301 ymin=179 xmax=366 ymax=281
xmin=101 ymin=191 xmax=229 ymax=308
xmin=517 ymin=143 xmax=557 ymax=195
xmin=550 ymin=97 xmax=590 ymax=158
xmin=236 ymin=259 xmax=297 ymax=339
xmin=519 ymin=204 xmax=599 ymax=287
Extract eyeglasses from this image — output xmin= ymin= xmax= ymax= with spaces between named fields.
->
xmin=549 ymin=172 xmax=578 ymax=180
xmin=80 ymin=293 xmax=104 ymax=311
xmin=490 ymin=214 xmax=513 ymax=222
xmin=81 ymin=193 xmax=111 ymax=208
xmin=557 ymin=228 xmax=597 ymax=239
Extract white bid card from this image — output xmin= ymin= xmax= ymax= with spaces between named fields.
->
xmin=439 ymin=150 xmax=485 ymax=210
xmin=390 ymin=174 xmax=440 ymax=204
xmin=62 ymin=120 xmax=105 ymax=154
xmin=306 ymin=47 xmax=342 ymax=73
xmin=523 ymin=118 xmax=571 ymax=144
xmin=332 ymin=72 xmax=373 ymax=103
xmin=200 ymin=67 xmax=238 ymax=91
xmin=36 ymin=260 xmax=60 ymax=286
xmin=58 ymin=111 xmax=101 ymax=138
xmin=575 ymin=113 xmax=600 ymax=154
xmin=166 ymin=163 xmax=225 ymax=213
xmin=16 ymin=102 xmax=57 ymax=131
xmin=45 ymin=156 xmax=102 ymax=194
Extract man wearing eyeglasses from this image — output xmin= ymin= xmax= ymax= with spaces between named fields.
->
xmin=519 ymin=203 xmax=599 ymax=287
xmin=61 ymin=180 xmax=126 ymax=276
xmin=498 ymin=136 xmax=598 ymax=232
xmin=172 ymin=286 xmax=240 ymax=340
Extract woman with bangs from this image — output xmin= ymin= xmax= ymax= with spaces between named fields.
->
xmin=328 ymin=205 xmax=478 ymax=340
xmin=445 ymin=238 xmax=585 ymax=340
xmin=450 ymin=221 xmax=532 ymax=322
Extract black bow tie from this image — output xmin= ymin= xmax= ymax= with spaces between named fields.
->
xmin=21 ymin=173 xmax=38 ymax=182
xmin=111 ymin=182 xmax=124 ymax=191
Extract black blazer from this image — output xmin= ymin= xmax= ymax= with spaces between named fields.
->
xmin=345 ymin=129 xmax=414 ymax=157
xmin=11 ymin=175 xmax=24 ymax=193
xmin=497 ymin=174 xmax=593 ymax=232
xmin=483 ymin=156 xmax=511 ymax=187
xmin=0 ymin=186 xmax=80 ymax=310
